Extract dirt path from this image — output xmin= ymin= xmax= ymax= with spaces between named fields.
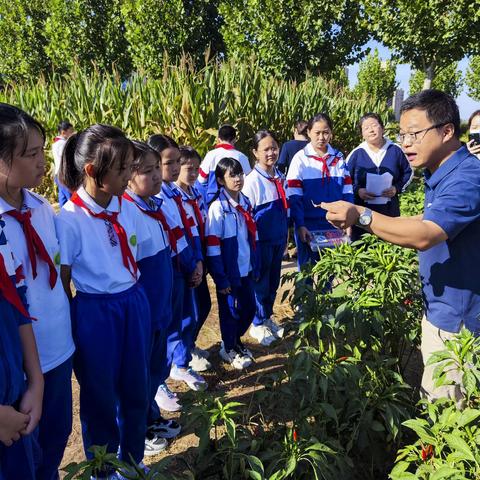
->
xmin=60 ymin=260 xmax=298 ymax=477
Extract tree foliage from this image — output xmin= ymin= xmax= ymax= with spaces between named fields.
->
xmin=219 ymin=0 xmax=369 ymax=79
xmin=363 ymin=0 xmax=480 ymax=88
xmin=354 ymin=49 xmax=397 ymax=103
xmin=409 ymin=63 xmax=464 ymax=98
xmin=466 ymin=56 xmax=480 ymax=102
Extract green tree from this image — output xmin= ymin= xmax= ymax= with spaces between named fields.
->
xmin=121 ymin=0 xmax=223 ymax=76
xmin=409 ymin=62 xmax=463 ymax=98
xmin=363 ymin=0 xmax=480 ymax=89
xmin=0 ymin=0 xmax=50 ymax=81
xmin=44 ymin=0 xmax=131 ymax=75
xmin=354 ymin=49 xmax=397 ymax=103
xmin=466 ymin=56 xmax=480 ymax=101
xmin=219 ymin=0 xmax=369 ymax=79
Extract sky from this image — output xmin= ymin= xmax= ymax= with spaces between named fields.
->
xmin=347 ymin=41 xmax=479 ymax=121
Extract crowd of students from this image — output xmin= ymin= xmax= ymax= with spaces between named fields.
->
xmin=0 ymin=102 xmax=419 ymax=480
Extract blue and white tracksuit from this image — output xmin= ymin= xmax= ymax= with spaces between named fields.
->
xmin=206 ymin=189 xmax=259 ymax=351
xmin=243 ymin=166 xmax=288 ymax=326
xmin=287 ymin=143 xmax=354 ymax=268
xmin=157 ymin=183 xmax=197 ymax=371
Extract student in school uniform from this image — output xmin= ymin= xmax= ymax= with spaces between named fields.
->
xmin=347 ymin=113 xmax=413 ymax=241
xmin=243 ymin=131 xmax=288 ymax=346
xmin=277 ymin=120 xmax=309 ymax=175
xmin=175 ymin=146 xmax=212 ymax=372
xmin=0 ymin=103 xmax=75 ymax=480
xmin=287 ymin=113 xmax=354 ymax=269
xmin=57 ymin=124 xmax=152 ymax=478
xmin=52 ymin=120 xmax=74 ymax=207
xmin=123 ymin=141 xmax=182 ymax=456
xmin=197 ymin=125 xmax=252 ymax=203
xmin=148 ymin=135 xmax=207 ymax=398
xmin=0 ymin=218 xmax=43 ymax=480
xmin=206 ymin=157 xmax=259 ymax=370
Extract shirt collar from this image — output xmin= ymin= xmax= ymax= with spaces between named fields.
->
xmin=125 ymin=189 xmax=162 ymax=211
xmin=424 ymin=145 xmax=472 ymax=190
xmin=221 ymin=188 xmax=248 ymax=210
xmin=76 ymin=186 xmax=121 ymax=214
xmin=360 ymin=138 xmax=392 ymax=156
xmin=304 ymin=142 xmax=337 ymax=159
xmin=254 ymin=165 xmax=281 ymax=180
xmin=0 ymin=188 xmax=43 ymax=215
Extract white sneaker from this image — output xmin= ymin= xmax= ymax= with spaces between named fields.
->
xmin=155 ymin=383 xmax=181 ymax=412
xmin=265 ymin=317 xmax=285 ymax=338
xmin=170 ymin=366 xmax=208 ymax=391
xmin=193 ymin=346 xmax=210 ymax=359
xmin=144 ymin=431 xmax=168 ymax=456
xmin=249 ymin=324 xmax=276 ymax=346
xmin=189 ymin=351 xmax=212 ymax=372
xmin=219 ymin=343 xmax=253 ymax=370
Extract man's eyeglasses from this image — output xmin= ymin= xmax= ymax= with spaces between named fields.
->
xmin=396 ymin=123 xmax=448 ymax=144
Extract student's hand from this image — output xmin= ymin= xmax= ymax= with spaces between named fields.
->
xmin=0 ymin=405 xmax=29 ymax=446
xmin=297 ymin=226 xmax=313 ymax=243
xmin=219 ymin=286 xmax=232 ymax=295
xmin=320 ymin=201 xmax=361 ymax=230
xmin=188 ymin=261 xmax=203 ymax=288
xmin=382 ymin=186 xmax=397 ymax=198
xmin=467 ymin=139 xmax=480 ymax=156
xmin=19 ymin=383 xmax=43 ymax=435
xmin=358 ymin=188 xmax=376 ymax=200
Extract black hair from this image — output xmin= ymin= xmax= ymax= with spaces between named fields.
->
xmin=0 ymin=103 xmax=46 ymax=168
xmin=208 ymin=157 xmax=244 ymax=206
xmin=307 ymin=113 xmax=333 ymax=132
xmin=468 ymin=110 xmax=480 ymax=129
xmin=252 ymin=129 xmax=279 ymax=150
xmin=131 ymin=140 xmax=160 ymax=172
xmin=358 ymin=113 xmax=384 ymax=133
xmin=58 ymin=120 xmax=73 ymax=134
xmin=179 ymin=145 xmax=202 ymax=166
xmin=59 ymin=124 xmax=134 ymax=191
xmin=400 ymin=89 xmax=460 ymax=139
xmin=147 ymin=134 xmax=179 ymax=159
xmin=218 ymin=124 xmax=237 ymax=142
xmin=295 ymin=120 xmax=308 ymax=137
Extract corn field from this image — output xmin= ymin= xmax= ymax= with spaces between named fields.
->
xmin=0 ymin=56 xmax=391 ymax=199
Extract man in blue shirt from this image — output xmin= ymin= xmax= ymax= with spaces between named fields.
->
xmin=320 ymin=89 xmax=480 ymax=403
xmin=277 ymin=120 xmax=309 ymax=174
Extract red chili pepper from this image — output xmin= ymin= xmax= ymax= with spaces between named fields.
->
xmin=421 ymin=444 xmax=433 ymax=461
xmin=293 ymin=429 xmax=298 ymax=442
xmin=336 ymin=356 xmax=348 ymax=363
xmin=404 ymin=298 xmax=413 ymax=306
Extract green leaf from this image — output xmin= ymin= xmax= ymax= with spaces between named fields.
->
xmin=443 ymin=433 xmax=475 ymax=461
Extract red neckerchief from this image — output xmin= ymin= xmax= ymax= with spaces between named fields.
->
xmin=53 ymin=136 xmax=62 ymax=143
xmin=215 ymin=143 xmax=235 ymax=150
xmin=268 ymin=177 xmax=288 ymax=211
xmin=235 ymin=204 xmax=257 ymax=250
xmin=172 ymin=194 xmax=193 ymax=241
xmin=123 ymin=193 xmax=177 ymax=253
xmin=186 ymin=198 xmax=205 ymax=242
xmin=71 ymin=192 xmax=137 ymax=279
xmin=308 ymin=154 xmax=331 ymax=184
xmin=5 ymin=209 xmax=58 ymax=289
xmin=0 ymin=254 xmax=33 ymax=319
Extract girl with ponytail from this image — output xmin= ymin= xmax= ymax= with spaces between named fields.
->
xmin=57 ymin=124 xmax=152 ymax=477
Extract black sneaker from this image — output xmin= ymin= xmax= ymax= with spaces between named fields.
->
xmin=148 ymin=418 xmax=181 ymax=439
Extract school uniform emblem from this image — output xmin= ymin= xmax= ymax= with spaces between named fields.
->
xmin=129 ymin=234 xmax=137 ymax=246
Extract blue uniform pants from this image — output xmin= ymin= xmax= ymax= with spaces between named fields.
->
xmin=253 ymin=242 xmax=285 ymax=326
xmin=294 ymin=229 xmax=320 ymax=270
xmin=191 ymin=274 xmax=212 ymax=346
xmin=0 ymin=432 xmax=37 ymax=480
xmin=71 ymin=284 xmax=150 ymax=465
xmin=217 ymin=276 xmax=256 ymax=351
xmin=54 ymin=176 xmax=71 ymax=208
xmin=35 ymin=357 xmax=73 ymax=480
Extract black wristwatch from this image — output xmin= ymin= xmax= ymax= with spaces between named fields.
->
xmin=356 ymin=207 xmax=373 ymax=228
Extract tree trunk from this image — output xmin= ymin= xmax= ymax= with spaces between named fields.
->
xmin=422 ymin=64 xmax=434 ymax=90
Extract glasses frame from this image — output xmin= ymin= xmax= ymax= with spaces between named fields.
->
xmin=396 ymin=122 xmax=448 ymax=144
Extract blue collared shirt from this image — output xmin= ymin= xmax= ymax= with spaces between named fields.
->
xmin=420 ymin=145 xmax=480 ymax=333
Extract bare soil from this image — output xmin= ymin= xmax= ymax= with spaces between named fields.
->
xmin=60 ymin=260 xmax=298 ymax=478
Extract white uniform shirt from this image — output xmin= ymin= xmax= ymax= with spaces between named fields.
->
xmin=198 ymin=146 xmax=252 ymax=181
xmin=0 ymin=190 xmax=74 ymax=373
xmin=56 ymin=186 xmax=150 ymax=294
xmin=52 ymin=137 xmax=67 ymax=175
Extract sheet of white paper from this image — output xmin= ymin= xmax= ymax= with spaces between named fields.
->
xmin=365 ymin=172 xmax=393 ymax=205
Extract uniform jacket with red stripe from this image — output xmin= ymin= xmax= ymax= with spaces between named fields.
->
xmin=286 ymin=143 xmax=354 ymax=231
